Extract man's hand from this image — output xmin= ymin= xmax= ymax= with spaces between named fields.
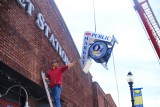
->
xmin=45 ymin=77 xmax=49 ymax=82
xmin=68 ymin=60 xmax=78 ymax=69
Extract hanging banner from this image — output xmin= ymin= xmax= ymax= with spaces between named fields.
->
xmin=81 ymin=31 xmax=117 ymax=72
xmin=133 ymin=88 xmax=143 ymax=107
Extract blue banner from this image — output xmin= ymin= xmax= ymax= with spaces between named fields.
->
xmin=133 ymin=88 xmax=143 ymax=107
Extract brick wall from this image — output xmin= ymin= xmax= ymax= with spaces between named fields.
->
xmin=0 ymin=0 xmax=117 ymax=107
xmin=106 ymin=94 xmax=117 ymax=107
xmin=0 ymin=0 xmax=80 ymax=84
xmin=92 ymin=82 xmax=117 ymax=107
xmin=0 ymin=0 xmax=94 ymax=106
xmin=0 ymin=0 xmax=78 ymax=83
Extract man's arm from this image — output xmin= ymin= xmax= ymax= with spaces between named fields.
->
xmin=67 ymin=60 xmax=78 ymax=69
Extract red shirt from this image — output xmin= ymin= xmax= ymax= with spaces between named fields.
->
xmin=47 ymin=66 xmax=68 ymax=88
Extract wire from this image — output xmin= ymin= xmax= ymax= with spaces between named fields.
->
xmin=19 ymin=83 xmax=22 ymax=106
xmin=92 ymin=0 xmax=97 ymax=32
xmin=0 ymin=85 xmax=29 ymax=102
xmin=0 ymin=85 xmax=30 ymax=107
xmin=92 ymin=0 xmax=120 ymax=106
xmin=111 ymin=52 xmax=121 ymax=107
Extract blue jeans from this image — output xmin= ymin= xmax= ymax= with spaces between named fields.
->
xmin=51 ymin=85 xmax=62 ymax=107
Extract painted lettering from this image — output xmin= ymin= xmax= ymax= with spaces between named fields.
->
xmin=84 ymin=36 xmax=89 ymax=40
xmin=83 ymin=45 xmax=87 ymax=50
xmin=98 ymin=34 xmax=104 ymax=39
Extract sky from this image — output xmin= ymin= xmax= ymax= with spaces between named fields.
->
xmin=54 ymin=0 xmax=160 ymax=107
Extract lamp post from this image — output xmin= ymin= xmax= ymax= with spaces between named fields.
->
xmin=0 ymin=85 xmax=29 ymax=107
xmin=127 ymin=71 xmax=135 ymax=107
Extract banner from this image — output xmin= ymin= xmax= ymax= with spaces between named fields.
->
xmin=133 ymin=88 xmax=143 ymax=107
xmin=81 ymin=31 xmax=117 ymax=69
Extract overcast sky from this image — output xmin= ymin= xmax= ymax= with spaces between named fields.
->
xmin=55 ymin=0 xmax=160 ymax=107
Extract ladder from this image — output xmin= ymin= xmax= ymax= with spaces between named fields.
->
xmin=141 ymin=1 xmax=160 ymax=48
xmin=133 ymin=0 xmax=160 ymax=59
xmin=41 ymin=71 xmax=54 ymax=107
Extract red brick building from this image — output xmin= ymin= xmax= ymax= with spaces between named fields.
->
xmin=92 ymin=82 xmax=117 ymax=107
xmin=0 ymin=0 xmax=117 ymax=107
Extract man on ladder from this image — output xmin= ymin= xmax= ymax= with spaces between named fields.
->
xmin=46 ymin=60 xmax=78 ymax=107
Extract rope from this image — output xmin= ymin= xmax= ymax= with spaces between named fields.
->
xmin=112 ymin=52 xmax=121 ymax=107
xmin=93 ymin=0 xmax=120 ymax=107
xmin=92 ymin=0 xmax=97 ymax=32
xmin=92 ymin=0 xmax=121 ymax=106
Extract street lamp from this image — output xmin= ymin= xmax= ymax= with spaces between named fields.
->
xmin=127 ymin=71 xmax=135 ymax=107
xmin=0 ymin=85 xmax=29 ymax=107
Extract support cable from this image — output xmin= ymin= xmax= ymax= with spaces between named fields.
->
xmin=92 ymin=0 xmax=97 ymax=32
xmin=92 ymin=0 xmax=121 ymax=106
xmin=112 ymin=52 xmax=121 ymax=107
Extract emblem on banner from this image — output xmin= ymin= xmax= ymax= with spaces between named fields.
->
xmin=81 ymin=31 xmax=118 ymax=73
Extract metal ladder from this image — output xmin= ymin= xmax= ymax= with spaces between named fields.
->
xmin=140 ymin=1 xmax=160 ymax=48
xmin=41 ymin=71 xmax=54 ymax=107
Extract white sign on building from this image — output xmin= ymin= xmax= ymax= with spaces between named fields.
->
xmin=81 ymin=31 xmax=118 ymax=73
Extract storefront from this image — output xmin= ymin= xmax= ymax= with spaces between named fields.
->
xmin=0 ymin=0 xmax=93 ymax=106
xmin=0 ymin=0 xmax=116 ymax=107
